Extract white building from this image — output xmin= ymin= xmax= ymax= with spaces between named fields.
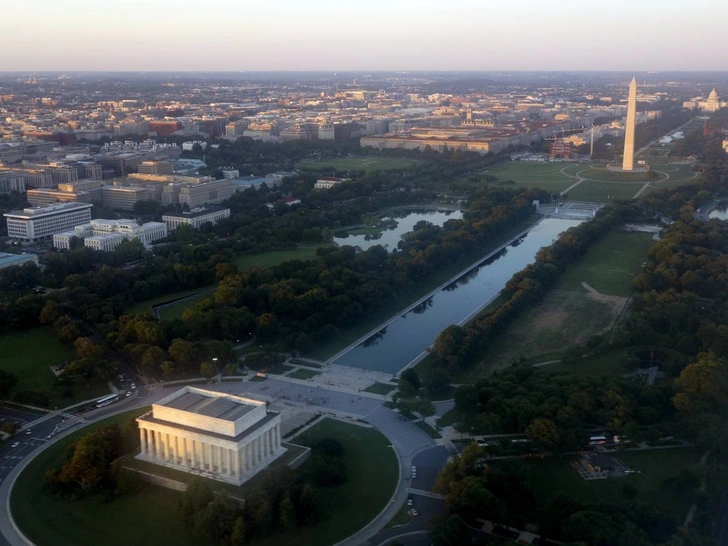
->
xmin=162 ymin=206 xmax=230 ymax=230
xmin=53 ymin=219 xmax=167 ymax=251
xmin=4 ymin=202 xmax=93 ymax=243
xmin=315 ymin=177 xmax=350 ymax=190
xmin=136 ymin=387 xmax=284 ymax=486
xmin=182 ymin=141 xmax=208 ymax=151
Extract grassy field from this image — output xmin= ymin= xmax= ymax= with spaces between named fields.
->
xmin=455 ymin=289 xmax=618 ymax=382
xmin=511 ymin=447 xmax=702 ymax=520
xmin=306 ymin=218 xmax=538 ymax=361
xmin=554 ymin=231 xmax=655 ymax=297
xmin=0 ymin=329 xmax=72 ymax=392
xmin=12 ymin=414 xmax=397 ymax=546
xmin=9 ymin=408 xmax=186 ymax=546
xmin=233 ymin=246 xmax=324 ymax=270
xmin=450 ymin=230 xmax=654 ymax=383
xmin=363 ymin=382 xmax=397 ymax=395
xmin=483 ymin=160 xmax=697 ymax=203
xmin=541 ymin=348 xmax=630 ymax=377
xmin=264 ymin=418 xmax=398 ymax=546
xmin=297 ymin=157 xmax=420 ymax=172
xmin=486 ymin=162 xmax=576 ymax=192
xmin=287 ymin=368 xmax=321 ymax=380
xmin=565 ymin=180 xmax=645 ymax=201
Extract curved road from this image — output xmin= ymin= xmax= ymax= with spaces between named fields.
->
xmin=0 ymin=376 xmax=440 ymax=546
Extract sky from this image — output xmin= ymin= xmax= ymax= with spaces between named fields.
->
xmin=1 ymin=0 xmax=726 ymax=72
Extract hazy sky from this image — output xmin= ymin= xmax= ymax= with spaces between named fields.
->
xmin=2 ymin=0 xmax=726 ymax=71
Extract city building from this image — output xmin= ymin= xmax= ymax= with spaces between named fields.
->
xmin=53 ymin=219 xmax=167 ymax=251
xmin=101 ymin=184 xmax=150 ymax=211
xmin=0 ymin=252 xmax=38 ymax=270
xmin=0 ymin=171 xmax=26 ymax=194
xmin=162 ymin=206 xmax=231 ymax=230
xmin=182 ymin=140 xmax=207 ymax=151
xmin=549 ymin=139 xmax=574 ymax=159
xmin=4 ymin=202 xmax=93 ymax=242
xmin=138 ymin=160 xmax=175 ymax=176
xmin=136 ymin=387 xmax=285 ymax=486
xmin=683 ymin=89 xmax=728 ymax=112
xmin=178 ymin=179 xmax=234 ymax=208
xmin=315 ymin=176 xmax=350 ymax=189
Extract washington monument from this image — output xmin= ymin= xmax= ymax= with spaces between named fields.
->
xmin=622 ymin=77 xmax=637 ymax=171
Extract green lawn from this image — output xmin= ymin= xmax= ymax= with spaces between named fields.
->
xmin=9 ymin=408 xmax=190 ymax=546
xmin=256 ymin=418 xmax=398 ymax=546
xmin=554 ymin=230 xmax=655 ymax=297
xmin=0 ymin=329 xmax=72 ymax=392
xmin=233 ymin=246 xmax=324 ymax=270
xmin=363 ymin=382 xmax=397 ymax=395
xmin=486 ymin=162 xmax=576 ymax=192
xmin=297 ymin=157 xmax=420 ymax=172
xmin=287 ymin=368 xmax=321 ymax=380
xmin=454 ymin=289 xmax=617 ymax=383
xmin=12 ymin=413 xmax=397 ymax=546
xmin=537 ymin=348 xmax=630 ymax=377
xmin=512 ymin=447 xmax=702 ymax=520
xmin=565 ymin=180 xmax=645 ymax=202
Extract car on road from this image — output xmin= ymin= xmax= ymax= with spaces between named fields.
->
xmin=408 ymin=497 xmax=413 ymax=506
xmin=11 ymin=442 xmax=19 ymax=448
xmin=410 ymin=509 xmax=418 ymax=517
xmin=25 ymin=429 xmax=32 ymax=435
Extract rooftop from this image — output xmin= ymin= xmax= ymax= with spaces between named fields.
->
xmin=162 ymin=391 xmax=256 ymax=422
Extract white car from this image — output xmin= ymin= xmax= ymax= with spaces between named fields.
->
xmin=11 ymin=442 xmax=19 ymax=448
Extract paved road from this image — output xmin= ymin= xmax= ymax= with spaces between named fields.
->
xmin=0 ymin=378 xmax=446 ymax=546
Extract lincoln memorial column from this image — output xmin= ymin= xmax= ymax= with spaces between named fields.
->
xmin=191 ymin=439 xmax=197 ymax=468
xmin=139 ymin=428 xmax=147 ymax=455
xmin=155 ymin=430 xmax=162 ymax=459
xmin=233 ymin=449 xmax=239 ymax=477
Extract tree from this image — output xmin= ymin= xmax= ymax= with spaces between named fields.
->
xmin=398 ymin=368 xmax=421 ymax=397
xmin=178 ymin=478 xmax=213 ymax=525
xmin=525 ymin=418 xmax=560 ymax=449
xmin=430 ymin=515 xmax=473 ymax=546
xmin=230 ymin=516 xmax=247 ymax=545
xmin=200 ymin=361 xmax=216 ymax=379
xmin=278 ymin=493 xmax=297 ymax=531
xmin=0 ymin=369 xmax=17 ymax=397
xmin=192 ymin=495 xmax=239 ymax=545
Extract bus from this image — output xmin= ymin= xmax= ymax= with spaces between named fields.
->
xmin=589 ymin=435 xmax=607 ymax=445
xmin=96 ymin=394 xmax=120 ymax=408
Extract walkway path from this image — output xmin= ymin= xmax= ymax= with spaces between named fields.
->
xmin=684 ymin=450 xmax=711 ymax=526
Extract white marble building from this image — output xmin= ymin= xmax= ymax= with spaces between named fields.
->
xmin=136 ymin=387 xmax=284 ymax=485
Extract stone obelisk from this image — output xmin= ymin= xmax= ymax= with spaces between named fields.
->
xmin=622 ymin=77 xmax=637 ymax=171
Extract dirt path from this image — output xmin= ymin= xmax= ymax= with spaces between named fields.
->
xmin=581 ymin=282 xmax=628 ymax=315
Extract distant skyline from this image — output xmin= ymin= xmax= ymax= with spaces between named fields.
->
xmin=2 ymin=0 xmax=726 ymax=72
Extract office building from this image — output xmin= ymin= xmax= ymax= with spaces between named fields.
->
xmin=0 ymin=172 xmax=26 ymax=194
xmin=4 ymin=202 xmax=93 ymax=242
xmin=138 ymin=160 xmax=175 ymax=176
xmin=163 ymin=206 xmax=230 ymax=230
xmin=178 ymin=179 xmax=234 ymax=208
xmin=54 ymin=219 xmax=167 ymax=251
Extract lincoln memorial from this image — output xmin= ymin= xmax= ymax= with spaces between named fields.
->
xmin=136 ymin=386 xmax=284 ymax=485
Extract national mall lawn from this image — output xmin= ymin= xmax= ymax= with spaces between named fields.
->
xmin=11 ymin=412 xmax=397 ymax=546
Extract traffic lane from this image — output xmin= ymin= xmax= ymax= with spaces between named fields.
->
xmin=0 ymin=407 xmax=44 ymax=427
xmin=366 ymin=406 xmax=435 ymax=458
xmin=209 ymin=379 xmax=384 ymax=417
xmin=411 ymin=446 xmax=450 ymax=492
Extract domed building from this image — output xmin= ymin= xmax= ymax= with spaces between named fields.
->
xmin=683 ymin=89 xmax=728 ymax=112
